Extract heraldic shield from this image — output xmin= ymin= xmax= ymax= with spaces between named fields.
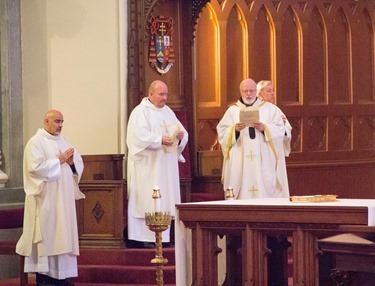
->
xmin=148 ymin=16 xmax=175 ymax=74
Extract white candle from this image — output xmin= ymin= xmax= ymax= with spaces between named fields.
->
xmin=152 ymin=187 xmax=161 ymax=212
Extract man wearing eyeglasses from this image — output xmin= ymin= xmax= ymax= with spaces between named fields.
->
xmin=217 ymin=78 xmax=290 ymax=199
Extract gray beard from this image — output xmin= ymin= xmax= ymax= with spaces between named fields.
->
xmin=243 ymin=98 xmax=256 ymax=105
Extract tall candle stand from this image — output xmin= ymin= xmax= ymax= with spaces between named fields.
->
xmin=145 ymin=188 xmax=171 ymax=286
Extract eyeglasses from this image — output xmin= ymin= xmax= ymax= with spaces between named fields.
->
xmin=241 ymin=89 xmax=257 ymax=94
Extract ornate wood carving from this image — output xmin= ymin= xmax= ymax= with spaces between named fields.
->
xmin=332 ymin=116 xmax=352 ymax=150
xmin=128 ymin=0 xmax=144 ymax=111
xmin=128 ymin=0 xmax=375 ymax=199
xmin=128 ymin=0 xmax=201 ymax=111
xmin=128 ymin=0 xmax=167 ymax=111
xmin=192 ymin=0 xmax=210 ymax=39
xmin=358 ymin=116 xmax=375 ymax=149
xmin=177 ymin=200 xmax=372 ymax=285
xmin=288 ymin=117 xmax=301 ymax=152
xmin=307 ymin=117 xmax=327 ymax=151
xmin=78 ymin=180 xmax=125 ymax=248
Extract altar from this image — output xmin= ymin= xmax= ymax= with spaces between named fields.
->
xmin=175 ymin=198 xmax=375 ymax=286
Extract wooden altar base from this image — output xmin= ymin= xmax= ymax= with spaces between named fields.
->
xmin=175 ymin=198 xmax=375 ymax=286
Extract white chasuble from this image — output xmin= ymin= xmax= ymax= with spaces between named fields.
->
xmin=282 ymin=113 xmax=292 ymax=157
xmin=217 ymin=99 xmax=290 ymax=199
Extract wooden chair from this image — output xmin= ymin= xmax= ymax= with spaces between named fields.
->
xmin=0 ymin=208 xmax=27 ymax=285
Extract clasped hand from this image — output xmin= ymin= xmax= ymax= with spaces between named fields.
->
xmin=59 ymin=147 xmax=74 ymax=165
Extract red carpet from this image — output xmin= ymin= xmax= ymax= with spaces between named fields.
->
xmin=0 ymin=247 xmax=176 ymax=285
xmin=73 ymin=247 xmax=176 ymax=285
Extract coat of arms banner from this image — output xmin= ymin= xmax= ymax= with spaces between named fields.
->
xmin=148 ymin=15 xmax=175 ymax=74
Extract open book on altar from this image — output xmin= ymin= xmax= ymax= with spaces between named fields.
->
xmin=239 ymin=108 xmax=259 ymax=127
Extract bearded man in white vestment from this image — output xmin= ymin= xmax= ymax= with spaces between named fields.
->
xmin=16 ymin=110 xmax=85 ymax=285
xmin=126 ymin=80 xmax=188 ymax=248
xmin=217 ymin=78 xmax=290 ymax=199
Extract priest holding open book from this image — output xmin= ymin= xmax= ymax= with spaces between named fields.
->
xmin=217 ymin=78 xmax=290 ymax=199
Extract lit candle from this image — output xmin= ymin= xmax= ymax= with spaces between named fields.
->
xmin=152 ymin=187 xmax=161 ymax=212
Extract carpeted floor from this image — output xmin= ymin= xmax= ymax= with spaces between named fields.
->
xmin=0 ymin=275 xmax=35 ymax=286
xmin=0 ymin=247 xmax=176 ymax=285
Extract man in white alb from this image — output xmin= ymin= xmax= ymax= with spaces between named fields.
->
xmin=217 ymin=78 xmax=290 ymax=199
xmin=126 ymin=80 xmax=188 ymax=248
xmin=16 ymin=110 xmax=85 ymax=285
xmin=257 ymin=80 xmax=292 ymax=157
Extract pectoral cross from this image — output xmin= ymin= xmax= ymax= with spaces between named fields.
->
xmin=247 ymin=150 xmax=256 ymax=161
xmin=249 ymin=185 xmax=258 ymax=197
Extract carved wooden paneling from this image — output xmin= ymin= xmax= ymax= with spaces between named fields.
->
xmin=278 ymin=6 xmax=299 ymax=103
xmin=79 ymin=155 xmax=125 ymax=247
xmin=81 ymin=154 xmax=124 ymax=180
xmin=196 ymin=5 xmax=220 ymax=107
xmin=307 ymin=117 xmax=327 ymax=151
xmin=77 ymin=180 xmax=125 ymax=248
xmin=288 ymin=117 xmax=302 ymax=153
xmin=304 ymin=7 xmax=325 ymax=105
xmin=128 ymin=0 xmax=375 ymax=198
xmin=331 ymin=117 xmax=352 ymax=150
xmin=226 ymin=6 xmax=246 ymax=103
xmin=198 ymin=150 xmax=223 ymax=176
xmin=329 ymin=8 xmax=350 ymax=104
xmin=358 ymin=116 xmax=375 ymax=150
xmin=191 ymin=0 xmax=375 ymax=161
xmin=253 ymin=6 xmax=271 ymax=83
xmin=353 ymin=9 xmax=373 ymax=103
xmin=197 ymin=119 xmax=220 ymax=151
xmin=287 ymin=161 xmax=375 ymax=198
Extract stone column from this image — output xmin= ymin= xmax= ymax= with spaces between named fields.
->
xmin=0 ymin=0 xmax=24 ymax=194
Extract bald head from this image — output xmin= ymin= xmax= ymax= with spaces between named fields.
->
xmin=148 ymin=80 xmax=168 ymax=108
xmin=44 ymin=109 xmax=64 ymax=136
xmin=239 ymin=78 xmax=256 ymax=90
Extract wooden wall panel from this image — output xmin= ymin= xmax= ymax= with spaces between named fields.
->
xmin=196 ymin=5 xmax=219 ymax=106
xmin=278 ymin=6 xmax=299 ymax=103
xmin=77 ymin=180 xmax=125 ymax=248
xmin=353 ymin=9 xmax=373 ymax=102
xmin=226 ymin=6 xmax=246 ymax=103
xmin=328 ymin=9 xmax=350 ymax=104
xmin=287 ymin=162 xmax=375 ymax=199
xmin=143 ymin=2 xmax=185 ymax=108
xmin=128 ymin=0 xmax=375 ymax=200
xmin=253 ymin=6 xmax=271 ymax=82
xmin=304 ymin=7 xmax=325 ymax=104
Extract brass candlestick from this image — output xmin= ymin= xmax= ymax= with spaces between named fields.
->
xmin=226 ymin=187 xmax=235 ymax=200
xmin=145 ymin=188 xmax=171 ymax=286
